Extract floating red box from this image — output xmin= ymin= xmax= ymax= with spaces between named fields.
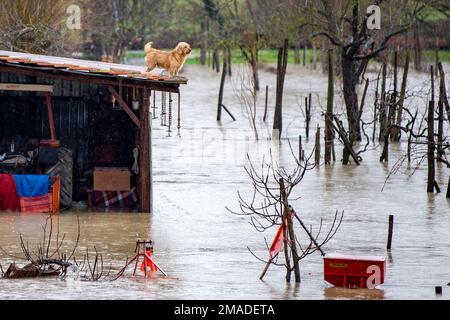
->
xmin=324 ymin=254 xmax=386 ymax=289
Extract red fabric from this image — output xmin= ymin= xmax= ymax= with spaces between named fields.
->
xmin=0 ymin=174 xmax=21 ymax=212
xmin=269 ymin=211 xmax=295 ymax=259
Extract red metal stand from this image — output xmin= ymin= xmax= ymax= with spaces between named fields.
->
xmin=121 ymin=240 xmax=167 ymax=277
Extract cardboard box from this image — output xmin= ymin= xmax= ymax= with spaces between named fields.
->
xmin=93 ymin=167 xmax=131 ymax=191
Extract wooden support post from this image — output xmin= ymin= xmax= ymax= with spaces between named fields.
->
xmin=217 ymin=58 xmax=227 ymax=121
xmin=108 ymin=86 xmax=140 ymax=128
xmin=427 ymin=66 xmax=436 ymax=193
xmin=387 ymin=215 xmax=394 ymax=250
xmin=139 ymin=89 xmax=152 ymax=213
xmin=305 ymin=97 xmax=311 ymax=139
xmin=299 ymin=135 xmax=303 ymax=162
xmin=446 ymin=177 xmax=450 ymax=199
xmin=263 ymin=85 xmax=268 ymax=122
xmin=221 ymin=105 xmax=236 ymax=121
xmin=44 ymin=92 xmax=57 ymax=142
xmin=325 ymin=49 xmax=334 ymax=165
xmin=315 ymin=126 xmax=321 ymax=166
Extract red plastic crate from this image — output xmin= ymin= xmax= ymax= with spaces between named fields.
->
xmin=324 ymin=254 xmax=386 ymax=289
xmin=19 ymin=194 xmax=52 ymax=213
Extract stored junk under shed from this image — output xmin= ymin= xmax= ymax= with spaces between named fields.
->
xmin=0 ymin=51 xmax=187 ymax=213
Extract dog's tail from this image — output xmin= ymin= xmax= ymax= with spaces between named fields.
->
xmin=144 ymin=42 xmax=153 ymax=54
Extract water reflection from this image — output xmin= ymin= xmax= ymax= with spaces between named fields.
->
xmin=324 ymin=287 xmax=385 ymax=300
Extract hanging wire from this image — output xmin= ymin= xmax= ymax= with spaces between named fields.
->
xmin=177 ymin=92 xmax=181 ymax=137
xmin=160 ymin=91 xmax=166 ymax=127
xmin=152 ymin=90 xmax=157 ymax=119
xmin=167 ymin=93 xmax=173 ymax=137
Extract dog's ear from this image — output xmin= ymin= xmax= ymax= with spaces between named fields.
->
xmin=176 ymin=44 xmax=183 ymax=54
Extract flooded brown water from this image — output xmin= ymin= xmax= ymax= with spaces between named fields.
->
xmin=1 ymin=63 xmax=449 ymax=300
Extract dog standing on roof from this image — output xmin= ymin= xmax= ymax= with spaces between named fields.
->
xmin=144 ymin=42 xmax=192 ymax=77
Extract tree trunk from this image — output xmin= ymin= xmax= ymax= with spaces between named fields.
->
xmin=447 ymin=177 xmax=450 ymax=199
xmin=392 ymin=51 xmax=410 ymax=141
xmin=413 ymin=20 xmax=422 ymax=72
xmin=213 ymin=49 xmax=220 ymax=73
xmin=227 ymin=47 xmax=232 ymax=76
xmin=312 ymin=40 xmax=317 ymax=70
xmin=273 ymin=39 xmax=289 ymax=138
xmin=294 ymin=43 xmax=301 ymax=64
xmin=217 ymin=58 xmax=228 ymax=121
xmin=379 ymin=63 xmax=387 ymax=142
xmin=251 ymin=46 xmax=260 ymax=92
xmin=341 ymin=54 xmax=361 ymax=164
xmin=427 ymin=100 xmax=436 ymax=193
xmin=427 ymin=66 xmax=436 ymax=193
xmin=200 ymin=19 xmax=207 ymax=65
xmin=437 ymin=62 xmax=450 ymax=122
xmin=325 ymin=49 xmax=334 ymax=165
xmin=280 ymin=179 xmax=300 ymax=283
xmin=315 ymin=126 xmax=321 ymax=166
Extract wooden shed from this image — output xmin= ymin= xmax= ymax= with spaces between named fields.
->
xmin=0 ymin=50 xmax=187 ymax=213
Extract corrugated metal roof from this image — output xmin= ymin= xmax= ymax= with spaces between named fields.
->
xmin=0 ymin=50 xmax=188 ymax=85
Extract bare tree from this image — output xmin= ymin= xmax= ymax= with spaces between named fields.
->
xmin=227 ymin=144 xmax=343 ymax=282
xmin=233 ymin=64 xmax=259 ymax=140
xmin=0 ymin=0 xmax=72 ymax=54
xmin=308 ymin=0 xmax=424 ymax=164
xmin=0 ymin=214 xmax=79 ymax=279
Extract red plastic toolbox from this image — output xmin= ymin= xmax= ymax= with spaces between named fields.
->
xmin=324 ymin=254 xmax=386 ymax=289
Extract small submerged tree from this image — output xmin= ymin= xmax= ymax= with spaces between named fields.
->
xmin=227 ymin=144 xmax=343 ymax=283
xmin=0 ymin=214 xmax=138 ymax=281
xmin=233 ymin=65 xmax=259 ymax=140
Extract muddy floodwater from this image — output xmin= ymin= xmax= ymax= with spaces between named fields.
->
xmin=1 ymin=63 xmax=449 ymax=300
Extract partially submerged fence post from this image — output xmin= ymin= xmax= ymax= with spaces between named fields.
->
xmin=305 ymin=96 xmax=311 ymax=139
xmin=387 ymin=215 xmax=394 ymax=250
xmin=325 ymin=49 xmax=334 ymax=165
xmin=299 ymin=135 xmax=303 ymax=162
xmin=447 ymin=177 xmax=450 ymax=199
xmin=315 ymin=126 xmax=321 ymax=166
xmin=263 ymin=85 xmax=268 ymax=122
xmin=217 ymin=58 xmax=228 ymax=121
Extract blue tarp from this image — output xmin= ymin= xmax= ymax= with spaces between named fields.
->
xmin=13 ymin=175 xmax=49 ymax=198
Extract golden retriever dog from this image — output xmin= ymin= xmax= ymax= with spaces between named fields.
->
xmin=145 ymin=42 xmax=192 ymax=77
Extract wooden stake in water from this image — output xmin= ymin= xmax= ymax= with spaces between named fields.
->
xmin=387 ymin=215 xmax=394 ymax=250
xmin=263 ymin=85 xmax=269 ymax=122
xmin=315 ymin=126 xmax=321 ymax=166
xmin=299 ymin=135 xmax=303 ymax=161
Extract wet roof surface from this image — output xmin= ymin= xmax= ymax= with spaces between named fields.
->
xmin=0 ymin=50 xmax=187 ymax=85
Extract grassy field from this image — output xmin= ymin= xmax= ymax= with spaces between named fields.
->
xmin=127 ymin=48 xmax=450 ymax=65
xmin=127 ymin=48 xmax=320 ymax=65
